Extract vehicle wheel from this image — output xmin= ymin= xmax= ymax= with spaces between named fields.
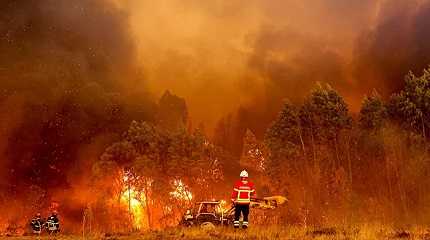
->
xmin=180 ymin=220 xmax=193 ymax=227
xmin=200 ymin=222 xmax=215 ymax=230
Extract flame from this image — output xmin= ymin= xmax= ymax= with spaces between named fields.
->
xmin=119 ymin=173 xmax=193 ymax=230
xmin=218 ymin=200 xmax=231 ymax=214
xmin=170 ymin=179 xmax=193 ymax=202
xmin=121 ymin=188 xmax=145 ymax=230
xmin=0 ymin=222 xmax=6 ymax=233
xmin=120 ymin=171 xmax=147 ymax=230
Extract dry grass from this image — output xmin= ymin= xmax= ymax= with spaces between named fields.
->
xmin=2 ymin=225 xmax=430 ymax=240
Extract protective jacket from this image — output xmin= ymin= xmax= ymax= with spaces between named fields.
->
xmin=30 ymin=217 xmax=43 ymax=232
xmin=231 ymin=180 xmax=256 ymax=204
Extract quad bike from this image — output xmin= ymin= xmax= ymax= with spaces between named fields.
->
xmin=180 ymin=201 xmax=234 ymax=229
xmin=180 ymin=196 xmax=287 ymax=229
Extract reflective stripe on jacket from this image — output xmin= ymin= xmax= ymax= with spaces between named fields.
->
xmin=231 ymin=180 xmax=256 ymax=204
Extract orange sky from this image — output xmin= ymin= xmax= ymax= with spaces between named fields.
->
xmin=112 ymin=0 xmax=428 ymax=128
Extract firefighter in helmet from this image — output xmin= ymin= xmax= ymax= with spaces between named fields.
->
xmin=231 ymin=170 xmax=256 ymax=229
xmin=46 ymin=210 xmax=60 ymax=234
xmin=30 ymin=213 xmax=43 ymax=234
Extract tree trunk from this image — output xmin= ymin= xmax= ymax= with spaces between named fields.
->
xmin=334 ymin=134 xmax=340 ymax=170
xmin=310 ymin=121 xmax=317 ymax=169
xmin=346 ymin=134 xmax=352 ymax=185
xmin=392 ymin=139 xmax=409 ymax=220
xmin=421 ymin=114 xmax=426 ymax=139
xmin=144 ymin=185 xmax=152 ymax=229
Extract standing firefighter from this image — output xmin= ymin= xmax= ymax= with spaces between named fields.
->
xmin=45 ymin=211 xmax=60 ymax=234
xmin=231 ymin=170 xmax=256 ymax=229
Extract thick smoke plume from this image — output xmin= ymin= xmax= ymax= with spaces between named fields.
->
xmin=125 ymin=0 xmax=430 ymax=131
xmin=0 ymin=0 xmax=152 ymax=223
xmin=354 ymin=0 xmax=430 ymax=96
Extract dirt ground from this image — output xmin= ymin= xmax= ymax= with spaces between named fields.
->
xmin=1 ymin=226 xmax=429 ymax=240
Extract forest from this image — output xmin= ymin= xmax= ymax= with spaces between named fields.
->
xmin=2 ymin=0 xmax=430 ymax=238
xmin=86 ymin=69 xmax=430 ymax=233
xmin=4 ymin=69 xmax=430 ymax=234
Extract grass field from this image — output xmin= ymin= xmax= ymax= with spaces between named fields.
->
xmin=1 ymin=225 xmax=429 ymax=240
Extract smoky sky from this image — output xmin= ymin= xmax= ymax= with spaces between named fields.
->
xmin=124 ymin=0 xmax=430 ymax=127
xmin=354 ymin=0 xmax=430 ymax=97
xmin=0 ymin=0 xmax=152 ymax=195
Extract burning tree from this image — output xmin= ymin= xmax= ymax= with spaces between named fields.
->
xmin=240 ymin=129 xmax=267 ymax=172
xmin=91 ymin=119 xmax=225 ymax=231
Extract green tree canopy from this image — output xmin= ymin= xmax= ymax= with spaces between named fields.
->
xmin=389 ymin=68 xmax=430 ymax=138
xmin=359 ymin=90 xmax=387 ymax=131
xmin=265 ymin=101 xmax=302 ymax=161
xmin=300 ymin=83 xmax=352 ymax=142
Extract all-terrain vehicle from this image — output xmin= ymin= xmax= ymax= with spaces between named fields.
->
xmin=180 ymin=196 xmax=287 ymax=228
xmin=180 ymin=201 xmax=234 ymax=228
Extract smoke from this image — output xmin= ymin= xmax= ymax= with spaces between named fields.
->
xmin=247 ymin=26 xmax=349 ymax=116
xmin=0 ymin=0 xmax=153 ymax=218
xmin=353 ymin=0 xmax=430 ymax=97
xmin=123 ymin=0 xmax=378 ymax=130
xmin=123 ymin=0 xmax=430 ymax=132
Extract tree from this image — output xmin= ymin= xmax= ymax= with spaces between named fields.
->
xmin=385 ymin=68 xmax=430 ymax=221
xmin=299 ymin=83 xmax=352 ymax=169
xmin=263 ymin=101 xmax=304 ymax=194
xmin=389 ymin=68 xmax=430 ymax=139
xmin=355 ymin=91 xmax=388 ymax=208
xmin=240 ymin=129 xmax=267 ymax=172
xmin=300 ymin=83 xmax=352 ymax=142
xmin=132 ymin=155 xmax=158 ymax=229
xmin=359 ymin=90 xmax=387 ymax=131
xmin=266 ymin=101 xmax=304 ymax=156
xmin=93 ymin=118 xmax=228 ymax=229
xmin=100 ymin=141 xmax=137 ymax=166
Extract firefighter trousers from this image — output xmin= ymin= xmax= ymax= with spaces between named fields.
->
xmin=234 ymin=204 xmax=249 ymax=228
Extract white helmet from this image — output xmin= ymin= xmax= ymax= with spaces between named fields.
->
xmin=240 ymin=170 xmax=248 ymax=178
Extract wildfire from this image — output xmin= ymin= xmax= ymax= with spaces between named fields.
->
xmin=218 ymin=200 xmax=231 ymax=214
xmin=170 ymin=179 xmax=193 ymax=202
xmin=121 ymin=188 xmax=145 ymax=230
xmin=119 ymin=171 xmax=193 ymax=230
xmin=120 ymin=171 xmax=146 ymax=230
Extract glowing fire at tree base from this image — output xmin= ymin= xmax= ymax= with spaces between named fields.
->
xmin=119 ymin=171 xmax=194 ymax=231
xmin=120 ymin=188 xmax=147 ymax=230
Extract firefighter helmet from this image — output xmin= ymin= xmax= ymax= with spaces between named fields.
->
xmin=240 ymin=170 xmax=248 ymax=178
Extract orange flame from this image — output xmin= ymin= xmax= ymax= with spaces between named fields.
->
xmin=121 ymin=188 xmax=145 ymax=230
xmin=170 ymin=179 xmax=193 ymax=202
xmin=120 ymin=172 xmax=147 ymax=230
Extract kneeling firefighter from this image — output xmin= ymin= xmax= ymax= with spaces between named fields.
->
xmin=231 ymin=170 xmax=256 ymax=229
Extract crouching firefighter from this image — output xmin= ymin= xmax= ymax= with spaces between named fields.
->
xmin=231 ymin=170 xmax=256 ymax=229
xmin=30 ymin=213 xmax=43 ymax=234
